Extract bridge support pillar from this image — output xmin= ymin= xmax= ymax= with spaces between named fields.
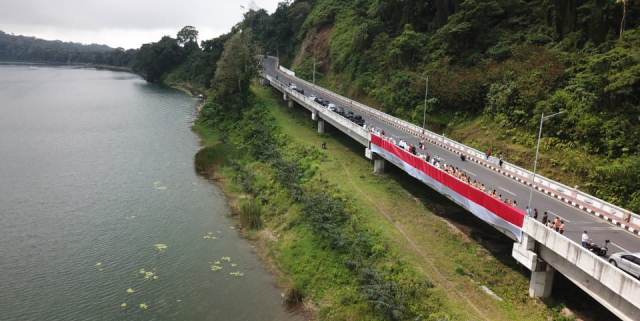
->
xmin=529 ymin=262 xmax=555 ymax=299
xmin=283 ymin=93 xmax=288 ymax=101
xmin=373 ymin=155 xmax=386 ymax=174
xmin=288 ymin=99 xmax=294 ymax=108
xmin=312 ymin=111 xmax=318 ymax=121
xmin=317 ymin=119 xmax=325 ymax=134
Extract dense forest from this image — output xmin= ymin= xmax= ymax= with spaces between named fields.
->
xmin=0 ymin=31 xmax=136 ymax=67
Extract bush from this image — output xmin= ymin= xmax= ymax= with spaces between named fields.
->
xmin=239 ymin=198 xmax=263 ymax=230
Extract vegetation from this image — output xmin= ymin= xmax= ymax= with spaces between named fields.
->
xmin=0 ymin=30 xmax=136 ymax=66
xmin=231 ymin=0 xmax=640 ymax=213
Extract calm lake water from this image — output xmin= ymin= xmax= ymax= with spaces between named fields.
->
xmin=0 ymin=65 xmax=300 ymax=321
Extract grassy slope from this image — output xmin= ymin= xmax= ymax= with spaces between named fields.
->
xmin=251 ymin=85 xmax=572 ymax=321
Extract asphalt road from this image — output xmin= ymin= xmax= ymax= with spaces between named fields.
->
xmin=262 ymin=56 xmax=640 ymax=255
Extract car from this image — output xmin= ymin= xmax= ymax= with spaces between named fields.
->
xmin=294 ymin=87 xmax=304 ymax=95
xmin=315 ymin=97 xmax=328 ymax=106
xmin=309 ymin=95 xmax=317 ymax=102
xmin=327 ymin=103 xmax=337 ymax=112
xmin=609 ymin=252 xmax=640 ymax=279
xmin=289 ymin=83 xmax=297 ymax=90
xmin=336 ymin=107 xmax=345 ymax=116
xmin=352 ymin=115 xmax=365 ymax=126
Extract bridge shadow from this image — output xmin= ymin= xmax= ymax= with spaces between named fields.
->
xmin=272 ymin=88 xmax=619 ymax=321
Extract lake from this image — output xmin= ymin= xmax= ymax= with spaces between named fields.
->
xmin=0 ymin=65 xmax=301 ymax=321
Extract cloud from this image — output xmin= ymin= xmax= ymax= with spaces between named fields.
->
xmin=0 ymin=0 xmax=280 ymax=49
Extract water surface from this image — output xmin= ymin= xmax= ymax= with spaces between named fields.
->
xmin=0 ymin=65 xmax=298 ymax=321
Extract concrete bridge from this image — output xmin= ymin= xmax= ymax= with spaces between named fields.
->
xmin=260 ymin=56 xmax=640 ymax=321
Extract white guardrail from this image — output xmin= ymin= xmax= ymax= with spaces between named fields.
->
xmin=525 ymin=217 xmax=640 ymax=308
xmin=265 ymin=74 xmax=370 ymax=141
xmin=268 ymin=62 xmax=640 ymax=232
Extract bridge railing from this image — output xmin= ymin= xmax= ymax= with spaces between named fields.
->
xmin=271 ymin=61 xmax=640 ymax=232
xmin=265 ymin=74 xmax=370 ymax=141
xmin=524 ymin=217 xmax=640 ymax=307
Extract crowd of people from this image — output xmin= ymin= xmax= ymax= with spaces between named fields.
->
xmin=367 ymin=126 xmax=574 ymax=236
xmin=367 ymin=126 xmax=521 ymax=209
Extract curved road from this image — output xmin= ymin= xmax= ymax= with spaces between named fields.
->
xmin=262 ymin=56 xmax=640 ymax=254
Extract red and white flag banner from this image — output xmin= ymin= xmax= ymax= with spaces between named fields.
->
xmin=370 ymin=134 xmax=525 ymax=241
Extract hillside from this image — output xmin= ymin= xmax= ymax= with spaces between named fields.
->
xmin=239 ymin=0 xmax=640 ymax=213
xmin=0 ymin=30 xmax=136 ymax=66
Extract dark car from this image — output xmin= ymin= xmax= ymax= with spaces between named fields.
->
xmin=352 ymin=115 xmax=365 ymax=126
xmin=336 ymin=107 xmax=345 ymax=116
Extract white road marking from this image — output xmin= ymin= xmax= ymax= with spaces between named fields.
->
xmin=499 ymin=187 xmax=517 ymax=197
xmin=610 ymin=242 xmax=630 ymax=253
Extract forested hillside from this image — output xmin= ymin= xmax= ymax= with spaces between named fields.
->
xmin=0 ymin=31 xmax=136 ymax=66
xmin=238 ymin=0 xmax=640 ymax=213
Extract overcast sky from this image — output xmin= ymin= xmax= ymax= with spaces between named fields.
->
xmin=0 ymin=0 xmax=280 ymax=49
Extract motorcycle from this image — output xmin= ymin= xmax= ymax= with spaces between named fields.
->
xmin=585 ymin=240 xmax=610 ymax=257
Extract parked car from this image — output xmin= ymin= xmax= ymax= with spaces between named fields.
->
xmin=609 ymin=252 xmax=640 ymax=279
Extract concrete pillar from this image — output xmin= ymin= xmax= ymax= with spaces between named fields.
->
xmin=288 ymin=99 xmax=294 ymax=108
xmin=529 ymin=262 xmax=555 ymax=298
xmin=317 ymin=119 xmax=325 ymax=134
xmin=283 ymin=93 xmax=288 ymax=101
xmin=373 ymin=155 xmax=386 ymax=174
xmin=312 ymin=111 xmax=318 ymax=121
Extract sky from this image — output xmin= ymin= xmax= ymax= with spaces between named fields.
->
xmin=0 ymin=0 xmax=281 ymax=49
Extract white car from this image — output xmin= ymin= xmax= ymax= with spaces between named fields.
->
xmin=289 ymin=84 xmax=297 ymax=90
xmin=309 ymin=95 xmax=317 ymax=101
xmin=609 ymin=252 xmax=640 ymax=279
xmin=327 ymin=103 xmax=336 ymax=111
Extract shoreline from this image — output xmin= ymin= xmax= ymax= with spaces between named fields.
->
xmin=165 ymin=81 xmax=207 ymax=113
xmin=191 ymin=123 xmax=312 ymax=320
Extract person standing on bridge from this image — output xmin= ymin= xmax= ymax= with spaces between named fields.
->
xmin=581 ymin=231 xmax=590 ymax=247
xmin=559 ymin=220 xmax=565 ymax=234
xmin=542 ymin=212 xmax=548 ymax=225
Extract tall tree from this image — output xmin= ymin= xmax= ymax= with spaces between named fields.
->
xmin=617 ymin=0 xmax=629 ymax=39
xmin=210 ymin=30 xmax=257 ymax=117
xmin=177 ymin=26 xmax=199 ymax=47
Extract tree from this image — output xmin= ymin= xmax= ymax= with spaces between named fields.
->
xmin=617 ymin=0 xmax=629 ymax=39
xmin=206 ymin=30 xmax=257 ymax=119
xmin=177 ymin=26 xmax=199 ymax=47
xmin=133 ymin=36 xmax=185 ymax=82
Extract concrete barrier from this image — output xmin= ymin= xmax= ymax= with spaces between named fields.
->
xmin=524 ymin=217 xmax=640 ymax=310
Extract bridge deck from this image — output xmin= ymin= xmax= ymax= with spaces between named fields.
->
xmin=262 ymin=57 xmax=640 ymax=254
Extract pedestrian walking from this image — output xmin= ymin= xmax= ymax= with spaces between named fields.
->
xmin=533 ymin=208 xmax=539 ymax=219
xmin=559 ymin=220 xmax=565 ymax=234
xmin=526 ymin=206 xmax=531 ymax=217
xmin=499 ymin=158 xmax=503 ymax=167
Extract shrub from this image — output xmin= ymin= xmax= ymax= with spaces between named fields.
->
xmin=239 ymin=198 xmax=263 ymax=230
